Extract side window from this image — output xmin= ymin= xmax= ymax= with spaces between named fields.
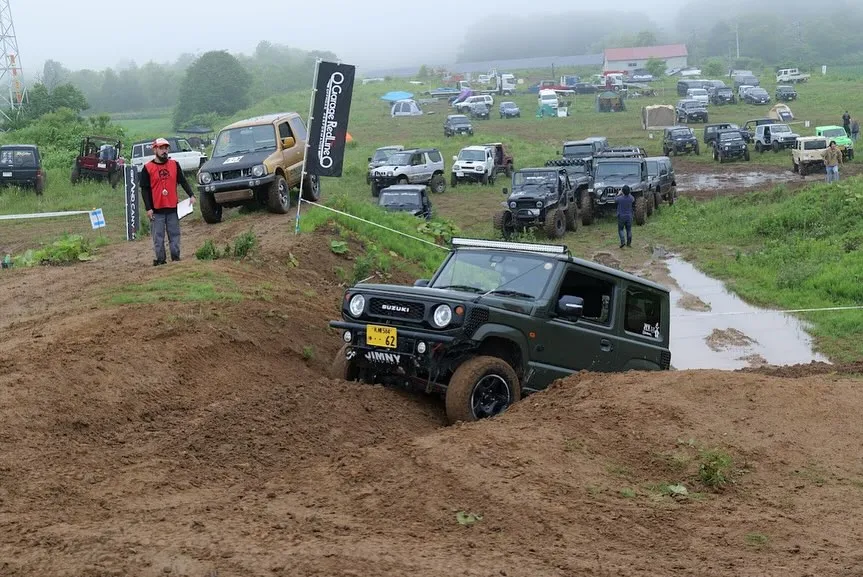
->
xmin=624 ymin=286 xmax=663 ymax=339
xmin=278 ymin=122 xmax=293 ymax=140
xmin=556 ymin=267 xmax=615 ymax=326
xmin=132 ymin=145 xmax=141 ymax=159
xmin=411 ymin=153 xmax=423 ymax=166
xmin=178 ymin=139 xmax=193 ymax=152
xmin=291 ymin=118 xmax=306 ymax=141
xmin=427 ymin=150 xmax=442 ymax=163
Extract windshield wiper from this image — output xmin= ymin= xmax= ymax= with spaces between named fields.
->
xmin=488 ymin=289 xmax=535 ymax=299
xmin=435 ymin=284 xmax=484 ymax=293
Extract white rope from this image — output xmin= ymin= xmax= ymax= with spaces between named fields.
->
xmin=0 ymin=210 xmax=91 ymax=220
xmin=297 ymin=199 xmax=449 ymax=250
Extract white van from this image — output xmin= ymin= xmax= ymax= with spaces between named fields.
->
xmin=686 ymin=88 xmax=709 ymax=103
xmin=130 ymin=137 xmax=207 ymax=173
xmin=454 ymin=94 xmax=494 ymax=113
xmin=538 ymin=89 xmax=559 ymax=110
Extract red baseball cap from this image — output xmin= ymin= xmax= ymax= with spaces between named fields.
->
xmin=152 ymin=138 xmax=170 ymax=148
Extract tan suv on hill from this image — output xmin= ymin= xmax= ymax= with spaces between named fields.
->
xmin=196 ymin=112 xmax=320 ymax=224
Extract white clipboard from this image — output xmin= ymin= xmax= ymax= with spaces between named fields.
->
xmin=177 ymin=198 xmax=194 ymax=220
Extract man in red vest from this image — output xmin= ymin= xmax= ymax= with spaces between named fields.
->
xmin=140 ymin=138 xmax=195 ymax=265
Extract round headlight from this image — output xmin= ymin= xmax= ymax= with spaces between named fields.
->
xmin=509 ymin=201 xmax=516 ymax=209
xmin=251 ymin=164 xmax=266 ymax=177
xmin=536 ymin=200 xmax=543 ymax=208
xmin=432 ymin=304 xmax=452 ymax=328
xmin=343 ymin=330 xmax=352 ymax=343
xmin=417 ymin=341 xmax=427 ymax=354
xmin=200 ymin=172 xmax=212 ymax=184
xmin=348 ymin=294 xmax=365 ymax=317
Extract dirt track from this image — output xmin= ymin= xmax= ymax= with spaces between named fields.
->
xmin=2 ymin=210 xmax=863 ymax=577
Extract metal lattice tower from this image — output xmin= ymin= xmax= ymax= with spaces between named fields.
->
xmin=0 ymin=0 xmax=25 ymax=121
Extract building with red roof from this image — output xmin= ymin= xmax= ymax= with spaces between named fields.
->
xmin=603 ymin=44 xmax=688 ymax=74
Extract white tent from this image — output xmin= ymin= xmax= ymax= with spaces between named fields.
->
xmin=391 ymin=99 xmax=423 ymax=117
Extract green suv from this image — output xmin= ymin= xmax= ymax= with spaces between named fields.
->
xmin=815 ymin=125 xmax=854 ymax=160
xmin=329 ymin=238 xmax=671 ymax=424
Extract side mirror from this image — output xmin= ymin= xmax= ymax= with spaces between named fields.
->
xmin=502 ymin=187 xmax=508 ymax=195
xmin=367 ymin=157 xmax=372 ymax=162
xmin=557 ymin=295 xmax=584 ymax=319
xmin=414 ymin=279 xmax=430 ymax=287
xmin=282 ymin=137 xmax=295 ymax=149
xmin=452 ymin=155 xmax=458 ymax=162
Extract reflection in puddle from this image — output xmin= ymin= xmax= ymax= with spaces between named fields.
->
xmin=665 ymin=257 xmax=829 ymax=370
xmin=676 ymin=171 xmax=797 ymax=193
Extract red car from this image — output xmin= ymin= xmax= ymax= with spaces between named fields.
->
xmin=71 ymin=136 xmax=124 ymax=188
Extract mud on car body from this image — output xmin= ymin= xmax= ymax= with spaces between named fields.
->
xmin=329 ymin=238 xmax=671 ymax=424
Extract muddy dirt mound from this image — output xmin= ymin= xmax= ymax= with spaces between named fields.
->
xmin=741 ymin=360 xmax=863 ymax=378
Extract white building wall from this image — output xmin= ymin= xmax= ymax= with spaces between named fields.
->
xmin=604 ymin=55 xmax=688 ymax=72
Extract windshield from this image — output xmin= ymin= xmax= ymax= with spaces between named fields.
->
xmin=804 ymin=140 xmax=827 ymax=150
xmin=595 ymin=162 xmax=641 ymax=179
xmin=822 ymin=128 xmax=846 ymax=138
xmin=683 ymin=101 xmax=703 ymax=109
xmin=564 ymin=143 xmax=593 ymax=155
xmin=450 ymin=116 xmax=470 ymax=125
xmin=771 ymin=125 xmax=791 ymax=133
xmin=379 ymin=191 xmax=421 ymax=207
xmin=373 ymin=148 xmax=398 ymax=162
xmin=512 ymin=171 xmax=558 ymax=187
xmin=689 ymin=89 xmax=707 ymax=95
xmin=212 ymin=125 xmax=276 ymax=157
xmin=777 ymin=86 xmax=793 ymax=91
xmin=384 ymin=152 xmax=413 ymax=165
xmin=458 ymin=149 xmax=486 ymax=161
xmin=431 ymin=250 xmax=556 ymax=300
xmin=502 ymin=102 xmax=517 ymax=108
xmin=719 ymin=132 xmax=742 ymax=142
xmin=671 ymin=129 xmax=692 ymax=137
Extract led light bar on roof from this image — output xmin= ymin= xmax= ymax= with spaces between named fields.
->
xmin=451 ymin=237 xmax=569 ymax=255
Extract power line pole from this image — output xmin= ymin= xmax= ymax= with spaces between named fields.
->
xmin=0 ymin=0 xmax=25 ymax=122
xmin=735 ymin=22 xmax=740 ymax=59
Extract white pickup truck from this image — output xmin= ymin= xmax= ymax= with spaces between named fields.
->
xmin=776 ymin=68 xmax=810 ymax=83
xmin=130 ymin=137 xmax=208 ymax=173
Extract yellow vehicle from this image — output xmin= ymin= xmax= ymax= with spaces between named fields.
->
xmin=196 ymin=112 xmax=320 ymax=224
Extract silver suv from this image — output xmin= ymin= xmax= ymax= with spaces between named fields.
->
xmin=370 ymin=148 xmax=446 ymax=196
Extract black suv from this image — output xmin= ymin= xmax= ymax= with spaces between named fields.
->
xmin=444 ymin=114 xmax=474 ymax=137
xmin=584 ymin=157 xmax=653 ymax=226
xmin=0 ymin=145 xmax=45 ymax=195
xmin=493 ymin=168 xmax=577 ymax=239
xmin=662 ymin=126 xmax=700 ymax=156
xmin=645 ymin=156 xmax=677 ymax=207
xmin=329 ymin=237 xmax=672 ymax=424
xmin=709 ymin=86 xmax=736 ymax=105
xmin=775 ymin=85 xmax=798 ymax=101
xmin=712 ymin=130 xmax=750 ymax=163
xmin=377 ymin=184 xmax=432 ymax=220
xmin=551 ymin=138 xmax=608 ymax=161
xmin=704 ymin=123 xmax=748 ymax=146
xmin=676 ymin=99 xmax=709 ymax=123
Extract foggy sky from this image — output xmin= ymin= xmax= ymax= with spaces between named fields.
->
xmin=12 ymin=0 xmax=686 ymax=77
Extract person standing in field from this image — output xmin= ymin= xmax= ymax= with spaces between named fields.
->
xmin=140 ymin=138 xmax=195 ymax=265
xmin=822 ymin=140 xmax=843 ymax=183
xmin=852 ymin=118 xmax=860 ymax=143
xmin=842 ymin=111 xmax=851 ymax=137
xmin=615 ymin=185 xmax=634 ymax=248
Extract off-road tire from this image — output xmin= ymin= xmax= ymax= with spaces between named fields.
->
xmin=331 ymin=344 xmax=359 ymax=381
xmin=564 ymin=205 xmax=578 ymax=231
xmin=371 ymin=181 xmax=380 ymax=198
xmin=792 ymin=161 xmax=799 ymax=173
xmin=669 ymin=186 xmax=677 ymax=206
xmin=451 ymin=174 xmax=458 ymax=188
xmin=544 ymin=208 xmax=566 ymax=238
xmin=481 ymin=172 xmax=489 ymax=185
xmin=444 ymin=356 xmax=521 ymax=424
xmin=266 ymin=174 xmax=291 ymax=214
xmin=756 ymin=142 xmax=763 ymax=153
xmin=505 ymin=163 xmax=513 ymax=178
xmin=773 ymin=141 xmax=781 ymax=153
xmin=397 ymin=176 xmax=409 ymax=185
xmin=200 ymin=191 xmax=222 ymax=224
xmin=301 ymin=173 xmax=320 ymax=202
xmin=799 ymin=163 xmax=808 ymax=176
xmin=109 ymin=170 xmax=121 ymax=189
xmin=744 ymin=149 xmax=751 ymax=161
xmin=718 ymin=150 xmax=725 ymax=163
xmin=35 ymin=176 xmax=44 ymax=196
xmin=70 ymin=166 xmax=80 ymax=185
xmin=646 ymin=191 xmax=655 ymax=216
xmin=634 ymin=196 xmax=647 ymax=226
xmin=429 ymin=173 xmax=446 ymax=194
xmin=579 ymin=189 xmax=594 ymax=226
xmin=493 ymin=210 xmax=515 ymax=238
xmin=695 ymin=142 xmax=700 ymax=156
xmin=654 ymin=190 xmax=662 ymax=210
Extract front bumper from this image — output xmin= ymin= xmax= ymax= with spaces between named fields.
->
xmin=684 ymin=114 xmax=707 ymax=122
xmin=448 ymin=128 xmax=473 ymax=135
xmin=198 ymin=173 xmax=276 ymax=196
xmin=372 ymin=174 xmax=401 ymax=187
xmin=671 ymin=141 xmax=698 ymax=151
xmin=453 ymin=167 xmax=486 ymax=180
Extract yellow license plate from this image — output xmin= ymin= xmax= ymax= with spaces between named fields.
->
xmin=366 ymin=325 xmax=397 ymax=348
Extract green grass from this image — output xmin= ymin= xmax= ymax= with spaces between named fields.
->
xmin=651 ymin=179 xmax=863 ymax=362
xmin=107 ymin=269 xmax=244 ymax=305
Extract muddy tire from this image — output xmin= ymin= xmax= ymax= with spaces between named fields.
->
xmin=371 ymin=181 xmax=380 ymax=198
xmin=108 ymin=170 xmax=121 ymax=189
xmin=579 ymin=189 xmax=594 ymax=226
xmin=445 ymin=356 xmax=521 ymax=424
xmin=646 ymin=191 xmax=654 ymax=216
xmin=744 ymin=149 xmax=751 ymax=161
xmin=695 ymin=142 xmax=700 ymax=156
xmin=267 ymin=174 xmax=291 ymax=214
xmin=543 ymin=208 xmax=566 ymax=238
xmin=35 ymin=176 xmax=44 ymax=196
xmin=481 ymin=172 xmax=489 ymax=185
xmin=668 ymin=186 xmax=676 ymax=206
xmin=799 ymin=163 xmax=807 ymax=176
xmin=756 ymin=142 xmax=763 ymax=153
xmin=773 ymin=141 xmax=781 ymax=153
xmin=331 ymin=344 xmax=359 ymax=381
xmin=653 ymin=191 xmax=662 ymax=210
xmin=564 ymin=204 xmax=578 ymax=231
xmin=301 ymin=173 xmax=320 ymax=202
xmin=634 ymin=196 xmax=646 ymax=226
xmin=505 ymin=163 xmax=513 ymax=178
xmin=199 ymin=191 xmax=222 ymax=224
xmin=429 ymin=174 xmax=446 ymax=194
xmin=493 ymin=210 xmax=514 ymax=238
xmin=70 ymin=166 xmax=80 ymax=185
xmin=792 ymin=161 xmax=799 ymax=173
xmin=450 ymin=174 xmax=457 ymax=188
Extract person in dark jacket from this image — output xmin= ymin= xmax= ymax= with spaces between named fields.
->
xmin=615 ymin=186 xmax=634 ymax=248
xmin=140 ymin=138 xmax=195 ymax=265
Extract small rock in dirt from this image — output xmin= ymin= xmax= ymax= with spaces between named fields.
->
xmin=591 ymin=252 xmax=621 ymax=270
xmin=706 ymin=328 xmax=758 ymax=351
xmin=738 ymin=353 xmax=768 ymax=368
xmin=677 ymin=293 xmax=711 ymax=312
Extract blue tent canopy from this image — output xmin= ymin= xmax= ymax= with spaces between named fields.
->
xmin=380 ymin=91 xmax=414 ymax=102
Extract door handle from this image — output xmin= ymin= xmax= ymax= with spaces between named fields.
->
xmin=600 ymin=339 xmax=613 ymax=352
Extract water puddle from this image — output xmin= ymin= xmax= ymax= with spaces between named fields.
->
xmin=663 ymin=256 xmax=829 ymax=370
xmin=676 ymin=171 xmax=797 ymax=193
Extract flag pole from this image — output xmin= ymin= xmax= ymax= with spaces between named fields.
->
xmin=295 ymin=58 xmax=322 ymax=235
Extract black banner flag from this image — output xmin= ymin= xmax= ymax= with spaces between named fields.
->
xmin=306 ymin=61 xmax=355 ymax=177
xmin=123 ymin=164 xmax=140 ymax=241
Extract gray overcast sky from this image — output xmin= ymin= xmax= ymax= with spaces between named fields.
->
xmin=13 ymin=0 xmax=685 ymax=76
